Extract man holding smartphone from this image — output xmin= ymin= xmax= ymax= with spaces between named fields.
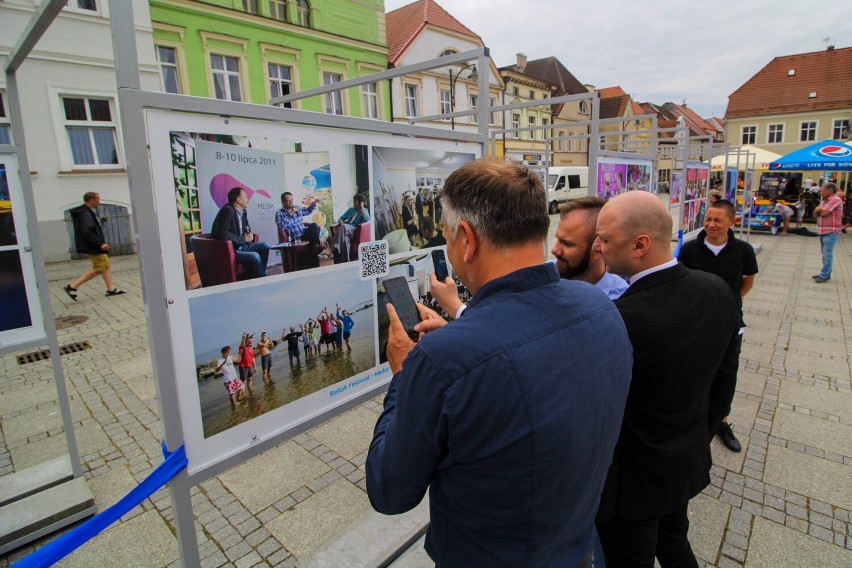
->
xmin=367 ymin=158 xmax=633 ymax=568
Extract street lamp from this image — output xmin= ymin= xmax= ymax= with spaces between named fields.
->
xmin=448 ymin=63 xmax=478 ymax=130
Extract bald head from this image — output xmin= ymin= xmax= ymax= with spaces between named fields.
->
xmin=602 ymin=191 xmax=672 ymax=246
xmin=595 ymin=191 xmax=674 ymax=279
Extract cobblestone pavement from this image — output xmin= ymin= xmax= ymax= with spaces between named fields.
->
xmin=1 ymin=229 xmax=851 ymax=567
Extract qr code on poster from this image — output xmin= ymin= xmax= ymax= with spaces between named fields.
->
xmin=359 ymin=241 xmax=389 ymax=280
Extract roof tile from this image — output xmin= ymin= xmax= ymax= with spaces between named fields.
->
xmin=387 ymin=0 xmax=480 ymax=63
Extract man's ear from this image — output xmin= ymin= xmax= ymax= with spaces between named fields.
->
xmin=456 ymin=219 xmax=478 ymax=263
xmin=632 ymin=234 xmax=652 ymax=258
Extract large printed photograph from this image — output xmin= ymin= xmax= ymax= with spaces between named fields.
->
xmin=371 ymin=147 xmax=475 ymax=253
xmin=171 ymin=132 xmax=371 ymax=291
xmin=596 ymin=157 xmax=653 ymax=200
xmin=189 ymin=266 xmax=376 ymax=438
xmin=0 ymin=162 xmax=33 ymax=333
xmin=682 ymin=165 xmax=710 ymax=234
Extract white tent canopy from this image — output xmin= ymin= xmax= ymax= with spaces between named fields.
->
xmin=709 ymin=145 xmax=782 ymax=171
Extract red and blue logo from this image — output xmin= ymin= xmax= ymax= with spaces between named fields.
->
xmin=818 ymin=145 xmax=852 ymax=158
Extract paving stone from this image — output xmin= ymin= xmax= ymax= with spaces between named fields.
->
xmin=779 ymin=381 xmax=852 ymax=418
xmin=688 ymin=493 xmax=730 ymax=564
xmin=747 ymin=518 xmax=852 ymax=567
xmin=266 ymin=478 xmax=370 ymax=559
xmin=309 ymin=406 xmax=378 ymax=460
xmin=764 ymin=445 xmax=852 ymax=510
xmin=772 ymin=408 xmax=852 ymax=456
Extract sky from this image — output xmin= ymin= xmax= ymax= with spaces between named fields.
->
xmin=383 ymin=0 xmax=852 ymax=119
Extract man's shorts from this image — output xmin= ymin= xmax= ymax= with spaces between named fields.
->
xmin=89 ymin=253 xmax=110 ymax=274
xmin=343 ymin=331 xmax=351 ymax=340
xmin=261 ymin=354 xmax=272 ymax=370
xmin=239 ymin=366 xmax=253 ymax=380
xmin=320 ymin=333 xmax=331 ymax=345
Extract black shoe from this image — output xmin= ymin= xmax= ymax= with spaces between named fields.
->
xmin=812 ymin=275 xmax=829 ymax=281
xmin=63 ymin=285 xmax=78 ymax=301
xmin=105 ymin=288 xmax=126 ymax=296
xmin=814 ymin=276 xmax=829 ymax=283
xmin=717 ymin=423 xmax=742 ymax=452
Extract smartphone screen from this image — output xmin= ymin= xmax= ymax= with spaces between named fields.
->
xmin=431 ymin=249 xmax=449 ymax=282
xmin=383 ymin=276 xmax=421 ymax=337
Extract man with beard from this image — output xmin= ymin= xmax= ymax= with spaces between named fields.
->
xmin=429 ymin=196 xmax=627 ymax=319
xmin=551 ymin=196 xmax=628 ymax=300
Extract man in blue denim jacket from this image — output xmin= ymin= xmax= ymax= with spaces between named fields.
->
xmin=367 ymin=158 xmax=633 ymax=568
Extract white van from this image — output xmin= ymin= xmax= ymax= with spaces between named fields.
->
xmin=546 ymin=167 xmax=589 ymax=214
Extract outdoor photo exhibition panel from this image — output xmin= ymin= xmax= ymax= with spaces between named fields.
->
xmin=146 ymin=110 xmax=479 ymax=474
xmin=0 ymin=154 xmax=46 ymax=350
xmin=595 ymin=155 xmax=655 ymax=200
xmin=681 ymin=161 xmax=710 ymax=240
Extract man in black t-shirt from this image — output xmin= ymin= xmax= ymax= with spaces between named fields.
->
xmin=679 ymin=200 xmax=758 ymax=453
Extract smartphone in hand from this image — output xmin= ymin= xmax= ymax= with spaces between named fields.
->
xmin=383 ymin=276 xmax=422 ymax=338
xmin=431 ymin=249 xmax=449 ymax=282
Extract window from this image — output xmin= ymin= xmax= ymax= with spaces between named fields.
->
xmin=800 ymin=121 xmax=817 ymax=142
xmin=156 ymin=46 xmax=180 ymax=94
xmin=528 ymin=116 xmax=536 ymax=140
xmin=543 ymin=93 xmax=549 ymax=99
xmin=404 ymin=84 xmax=418 ymax=117
xmin=767 ymin=123 xmax=784 ymax=144
xmin=171 ymin=133 xmax=201 ymax=241
xmin=469 ymin=94 xmax=478 ymax=124
xmin=599 ymin=135 xmax=606 ymax=149
xmin=66 ymin=0 xmax=97 ymax=12
xmin=61 ymin=96 xmax=119 ymax=167
xmin=529 ymin=90 xmax=535 ymax=100
xmin=269 ymin=0 xmax=287 ymax=21
xmin=242 ymin=0 xmax=259 ymax=14
xmin=295 ymin=0 xmax=310 ymax=26
xmin=833 ymin=118 xmax=850 ymax=140
xmin=439 ymin=49 xmax=458 ymax=57
xmin=557 ymin=130 xmax=566 ymax=152
xmin=741 ymin=125 xmax=756 ymax=145
xmin=322 ymin=72 xmax=343 ymax=115
xmin=578 ymin=100 xmax=588 ymax=114
xmin=439 ymin=89 xmax=451 ymax=116
xmin=362 ymin=82 xmax=379 ymax=119
xmin=268 ymin=63 xmax=293 ymax=108
xmin=512 ymin=86 xmax=519 ymax=96
xmin=210 ymin=54 xmax=242 ymax=101
xmin=0 ymin=91 xmax=11 ymax=145
xmin=489 ymin=97 xmax=496 ymax=125
xmin=512 ymin=113 xmax=520 ymax=139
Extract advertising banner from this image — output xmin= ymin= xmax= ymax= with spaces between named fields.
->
xmin=596 ymin=157 xmax=653 ymax=200
xmin=146 ymin=111 xmax=479 ymax=473
xmin=724 ymin=168 xmax=737 ymax=202
xmin=670 ymin=172 xmax=682 ymax=206
xmin=0 ymin=156 xmax=45 ymax=350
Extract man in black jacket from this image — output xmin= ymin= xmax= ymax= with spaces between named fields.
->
xmin=678 ymin=200 xmax=758 ymax=453
xmin=64 ymin=192 xmax=125 ymax=300
xmin=594 ymin=191 xmax=740 ymax=567
xmin=211 ymin=186 xmax=269 ymax=278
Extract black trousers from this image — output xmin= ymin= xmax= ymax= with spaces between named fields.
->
xmin=597 ymin=503 xmax=698 ymax=568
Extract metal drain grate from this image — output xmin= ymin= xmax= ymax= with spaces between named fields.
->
xmin=16 ymin=341 xmax=93 ymax=365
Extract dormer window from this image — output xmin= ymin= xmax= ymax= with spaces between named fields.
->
xmin=439 ymin=49 xmax=458 ymax=57
xmin=788 ymin=69 xmax=795 ymax=76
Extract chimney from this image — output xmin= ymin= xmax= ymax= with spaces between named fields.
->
xmin=827 ymin=45 xmax=835 ymax=51
xmin=516 ymin=53 xmax=527 ymax=72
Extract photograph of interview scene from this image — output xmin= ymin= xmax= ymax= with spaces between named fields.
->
xmin=371 ymin=146 xmax=475 ymax=254
xmin=169 ymin=131 xmax=370 ymax=291
xmin=188 ymin=266 xmax=376 ymax=438
xmin=376 ymin=251 xmax=471 ymax=365
xmin=682 ymin=166 xmax=710 ymax=233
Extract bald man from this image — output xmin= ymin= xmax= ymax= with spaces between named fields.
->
xmin=594 ymin=191 xmax=741 ymax=567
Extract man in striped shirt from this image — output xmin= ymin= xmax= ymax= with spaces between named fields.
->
xmin=812 ymin=182 xmax=843 ymax=284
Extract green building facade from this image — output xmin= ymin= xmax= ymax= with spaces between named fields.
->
xmin=150 ymin=0 xmax=390 ymax=119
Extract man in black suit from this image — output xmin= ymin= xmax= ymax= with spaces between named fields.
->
xmin=211 ymin=186 xmax=270 ymax=278
xmin=594 ymin=191 xmax=740 ymax=567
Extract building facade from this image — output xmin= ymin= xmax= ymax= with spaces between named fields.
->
xmin=385 ymin=0 xmax=504 ymax=140
xmin=499 ymin=54 xmax=555 ymax=173
xmin=150 ymin=0 xmax=390 ymax=118
xmin=0 ymin=0 xmax=161 ymax=261
xmin=725 ymin=46 xmax=852 ymax=157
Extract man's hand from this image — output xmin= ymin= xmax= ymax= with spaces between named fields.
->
xmin=99 ymin=243 xmax=110 ymax=251
xmin=429 ymin=273 xmax=463 ymax=317
xmin=413 ymin=303 xmax=447 ymax=336
xmin=386 ymin=304 xmax=416 ymax=375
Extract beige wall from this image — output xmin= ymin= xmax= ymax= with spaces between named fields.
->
xmin=725 ymin=108 xmax=852 ymax=155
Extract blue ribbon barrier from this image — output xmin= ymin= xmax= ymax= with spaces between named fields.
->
xmin=13 ymin=443 xmax=187 ymax=568
xmin=673 ymin=229 xmax=684 ymax=259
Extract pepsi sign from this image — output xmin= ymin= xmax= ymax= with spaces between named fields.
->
xmin=817 ymin=145 xmax=852 ymax=158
